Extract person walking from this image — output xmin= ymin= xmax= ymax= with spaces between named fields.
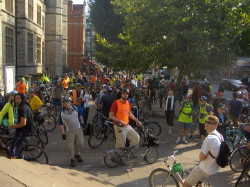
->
xmin=164 ymin=90 xmax=178 ymax=135
xmin=58 ymin=96 xmax=84 ymax=167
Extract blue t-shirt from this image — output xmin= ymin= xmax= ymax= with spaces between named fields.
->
xmin=229 ymin=99 xmax=243 ymax=117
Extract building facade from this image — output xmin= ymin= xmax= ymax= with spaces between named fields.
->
xmin=67 ymin=0 xmax=86 ymax=71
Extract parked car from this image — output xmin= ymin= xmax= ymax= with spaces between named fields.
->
xmin=220 ymin=79 xmax=243 ymax=91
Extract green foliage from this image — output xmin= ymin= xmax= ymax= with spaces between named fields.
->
xmin=90 ymin=0 xmax=250 ymax=75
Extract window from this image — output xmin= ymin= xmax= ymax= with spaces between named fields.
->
xmin=5 ymin=27 xmax=14 ymax=64
xmin=42 ymin=41 xmax=45 ymax=64
xmin=5 ymin=0 xmax=13 ymax=14
xmin=36 ymin=37 xmax=41 ymax=64
xmin=42 ymin=16 xmax=45 ymax=30
xmin=28 ymin=33 xmax=33 ymax=64
xmin=37 ymin=5 xmax=41 ymax=25
xmin=28 ymin=0 xmax=33 ymax=20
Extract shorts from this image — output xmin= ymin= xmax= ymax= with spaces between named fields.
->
xmin=186 ymin=166 xmax=210 ymax=186
xmin=199 ymin=123 xmax=207 ymax=136
xmin=179 ymin=122 xmax=191 ymax=129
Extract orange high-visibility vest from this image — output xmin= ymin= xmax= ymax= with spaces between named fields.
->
xmin=115 ymin=100 xmax=130 ymax=126
xmin=16 ymin=82 xmax=26 ymax=94
xmin=72 ymin=90 xmax=83 ymax=106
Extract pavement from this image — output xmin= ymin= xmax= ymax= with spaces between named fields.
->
xmin=0 ymin=97 xmax=249 ymax=187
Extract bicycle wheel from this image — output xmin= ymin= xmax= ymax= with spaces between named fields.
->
xmin=190 ymin=123 xmax=200 ymax=142
xmin=235 ymin=159 xmax=250 ymax=187
xmin=42 ymin=114 xmax=56 ymax=132
xmin=149 ymin=168 xmax=180 ymax=187
xmin=104 ymin=150 xmax=121 ymax=168
xmin=144 ymin=147 xmax=158 ymax=164
xmin=229 ymin=145 xmax=249 ymax=172
xmin=37 ymin=126 xmax=48 ymax=145
xmin=23 ymin=134 xmax=44 ymax=149
xmin=88 ymin=124 xmax=106 ymax=149
xmin=144 ymin=122 xmax=161 ymax=137
xmin=19 ymin=145 xmax=49 ymax=164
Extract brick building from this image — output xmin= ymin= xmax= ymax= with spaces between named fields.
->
xmin=67 ymin=0 xmax=86 ymax=71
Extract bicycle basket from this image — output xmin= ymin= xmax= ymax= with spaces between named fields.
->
xmin=146 ymin=133 xmax=159 ymax=147
xmin=172 ymin=163 xmax=184 ymax=173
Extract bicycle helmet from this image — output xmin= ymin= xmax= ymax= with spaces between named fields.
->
xmin=40 ymin=84 xmax=45 ymax=88
xmin=9 ymin=90 xmax=17 ymax=96
xmin=105 ymin=86 xmax=112 ymax=92
xmin=76 ymin=83 xmax=82 ymax=87
xmin=121 ymin=88 xmax=129 ymax=94
xmin=85 ymin=83 xmax=91 ymax=87
xmin=200 ymin=96 xmax=207 ymax=100
xmin=28 ymin=88 xmax=35 ymax=93
xmin=62 ymin=96 xmax=71 ymax=103
xmin=128 ymin=98 xmax=136 ymax=104
xmin=32 ymin=81 xmax=39 ymax=85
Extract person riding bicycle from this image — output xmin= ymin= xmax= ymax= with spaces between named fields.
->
xmin=215 ymin=104 xmax=231 ymax=139
xmin=9 ymin=93 xmax=34 ymax=158
xmin=183 ymin=115 xmax=223 ymax=187
xmin=0 ymin=90 xmax=18 ymax=128
xmin=109 ymin=88 xmax=142 ymax=149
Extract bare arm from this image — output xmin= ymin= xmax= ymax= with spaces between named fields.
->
xmin=199 ymin=151 xmax=208 ymax=161
xmin=129 ymin=111 xmax=142 ymax=126
xmin=9 ymin=117 xmax=27 ymax=129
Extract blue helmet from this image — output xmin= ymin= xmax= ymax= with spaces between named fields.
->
xmin=128 ymin=98 xmax=136 ymax=103
xmin=9 ymin=90 xmax=17 ymax=96
xmin=200 ymin=96 xmax=207 ymax=100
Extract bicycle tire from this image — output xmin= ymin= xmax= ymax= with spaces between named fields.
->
xmin=144 ymin=147 xmax=158 ymax=164
xmin=144 ymin=122 xmax=161 ymax=137
xmin=40 ymin=105 xmax=50 ymax=115
xmin=42 ymin=114 xmax=56 ymax=132
xmin=19 ymin=145 xmax=49 ymax=164
xmin=190 ymin=123 xmax=200 ymax=142
xmin=23 ymin=134 xmax=44 ymax=149
xmin=37 ymin=126 xmax=48 ymax=145
xmin=104 ymin=150 xmax=121 ymax=168
xmin=149 ymin=168 xmax=180 ymax=187
xmin=88 ymin=124 xmax=106 ymax=149
xmin=235 ymin=159 xmax=250 ymax=187
xmin=229 ymin=145 xmax=249 ymax=172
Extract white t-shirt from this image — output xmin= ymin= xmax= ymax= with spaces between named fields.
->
xmin=199 ymin=130 xmax=222 ymax=175
xmin=84 ymin=92 xmax=90 ymax=108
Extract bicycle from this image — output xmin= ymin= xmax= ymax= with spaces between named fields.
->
xmin=33 ymin=112 xmax=49 ymax=145
xmin=229 ymin=136 xmax=250 ymax=173
xmin=149 ymin=149 xmax=210 ymax=187
xmin=103 ymin=125 xmax=159 ymax=168
xmin=0 ymin=127 xmax=48 ymax=164
xmin=234 ymin=153 xmax=250 ymax=186
xmin=88 ymin=114 xmax=115 ymax=149
xmin=140 ymin=118 xmax=162 ymax=137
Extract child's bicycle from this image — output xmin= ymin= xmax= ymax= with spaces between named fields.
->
xmin=149 ymin=149 xmax=211 ymax=187
xmin=103 ymin=125 xmax=159 ymax=168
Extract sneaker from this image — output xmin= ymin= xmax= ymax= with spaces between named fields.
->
xmin=182 ymin=140 xmax=189 ymax=144
xmin=70 ymin=158 xmax=76 ymax=167
xmin=74 ymin=154 xmax=83 ymax=163
xmin=175 ymin=139 xmax=180 ymax=144
xmin=168 ymin=130 xmax=171 ymax=135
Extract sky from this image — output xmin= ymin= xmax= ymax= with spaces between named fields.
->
xmin=72 ymin=0 xmax=85 ymax=4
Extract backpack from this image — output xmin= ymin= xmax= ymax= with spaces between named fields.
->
xmin=209 ymin=133 xmax=231 ymax=168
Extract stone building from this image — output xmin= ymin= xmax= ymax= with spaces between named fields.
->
xmin=67 ymin=0 xmax=86 ymax=71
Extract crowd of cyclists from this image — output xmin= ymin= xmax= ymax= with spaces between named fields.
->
xmin=0 ymin=68 xmax=250 ymax=185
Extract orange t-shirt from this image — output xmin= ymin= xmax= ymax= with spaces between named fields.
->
xmin=16 ymin=82 xmax=26 ymax=94
xmin=110 ymin=99 xmax=130 ymax=125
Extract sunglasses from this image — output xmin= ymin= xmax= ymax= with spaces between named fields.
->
xmin=205 ymin=121 xmax=215 ymax=125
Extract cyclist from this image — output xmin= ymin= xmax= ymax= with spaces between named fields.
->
xmin=58 ymin=96 xmax=84 ymax=167
xmin=52 ymin=80 xmax=64 ymax=102
xmin=128 ymin=97 xmax=139 ymax=129
xmin=72 ymin=83 xmax=85 ymax=121
xmin=215 ymin=104 xmax=231 ymax=139
xmin=229 ymin=92 xmax=243 ymax=127
xmin=0 ymin=90 xmax=18 ymax=127
xmin=183 ymin=115 xmax=223 ymax=187
xmin=27 ymin=88 xmax=43 ymax=112
xmin=198 ymin=96 xmax=213 ymax=145
xmin=175 ymin=94 xmax=194 ymax=144
xmin=9 ymin=93 xmax=34 ymax=158
xmin=109 ymin=88 xmax=142 ymax=149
